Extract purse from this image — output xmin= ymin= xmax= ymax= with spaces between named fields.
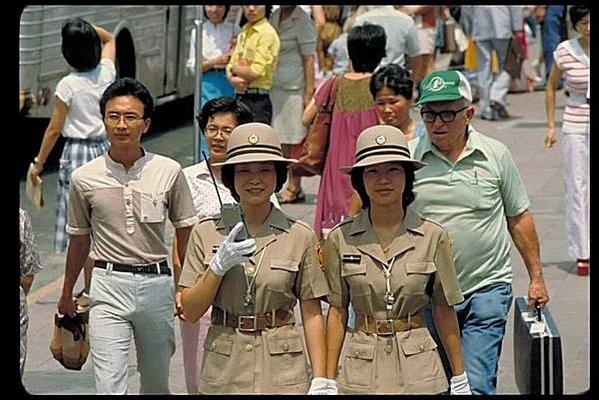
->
xmin=290 ymin=75 xmax=339 ymax=177
xmin=49 ymin=312 xmax=90 ymax=371
xmin=505 ymin=37 xmax=526 ymax=79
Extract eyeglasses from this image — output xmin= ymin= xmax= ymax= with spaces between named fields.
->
xmin=420 ymin=106 xmax=468 ymax=123
xmin=105 ymin=112 xmax=145 ymax=125
xmin=205 ymin=125 xmax=234 ymax=136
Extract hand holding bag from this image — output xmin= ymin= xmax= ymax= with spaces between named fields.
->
xmin=49 ymin=312 xmax=90 ymax=370
xmin=505 ymin=37 xmax=526 ymax=79
xmin=290 ymin=75 xmax=340 ymax=177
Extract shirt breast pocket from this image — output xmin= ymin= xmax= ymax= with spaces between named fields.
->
xmin=268 ymin=258 xmax=300 ymax=295
xmin=341 ymin=261 xmax=369 ymax=298
xmin=403 ymin=262 xmax=436 ymax=295
xmin=469 ymin=176 xmax=500 ymax=211
xmin=140 ymin=191 xmax=167 ymax=223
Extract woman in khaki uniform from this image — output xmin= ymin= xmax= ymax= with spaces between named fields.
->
xmin=179 ymin=122 xmax=331 ymax=394
xmin=324 ymin=125 xmax=471 ymax=394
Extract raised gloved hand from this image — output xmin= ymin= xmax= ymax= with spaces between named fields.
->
xmin=209 ymin=221 xmax=256 ymax=277
xmin=450 ymin=371 xmax=472 ymax=395
xmin=307 ymin=377 xmax=331 ymax=395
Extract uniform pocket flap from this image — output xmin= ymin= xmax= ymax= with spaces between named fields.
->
xmin=341 ymin=262 xmax=367 ymax=277
xmin=266 ymin=337 xmax=304 ymax=355
xmin=405 ymin=262 xmax=437 ymax=274
xmin=345 ymin=342 xmax=375 ymax=360
xmin=400 ymin=334 xmax=437 ymax=356
xmin=204 ymin=338 xmax=233 ymax=356
xmin=270 ymin=258 xmax=300 ymax=272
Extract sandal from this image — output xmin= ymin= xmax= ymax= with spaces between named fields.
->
xmin=576 ymin=258 xmax=590 ymax=276
xmin=277 ymin=187 xmax=306 ymax=204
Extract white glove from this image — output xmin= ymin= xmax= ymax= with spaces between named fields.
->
xmin=308 ymin=377 xmax=335 ymax=395
xmin=326 ymin=379 xmax=338 ymax=395
xmin=450 ymin=371 xmax=472 ymax=395
xmin=209 ymin=222 xmax=256 ymax=277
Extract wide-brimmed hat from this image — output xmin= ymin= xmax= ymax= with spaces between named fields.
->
xmin=416 ymin=70 xmax=472 ymax=105
xmin=212 ymin=122 xmax=297 ymax=167
xmin=339 ymin=125 xmax=426 ymax=174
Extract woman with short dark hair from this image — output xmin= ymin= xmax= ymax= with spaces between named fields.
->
xmin=303 ymin=24 xmax=387 ymax=238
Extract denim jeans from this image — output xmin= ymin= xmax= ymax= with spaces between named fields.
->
xmin=425 ymin=282 xmax=513 ymax=395
xmin=542 ymin=6 xmax=566 ymax=81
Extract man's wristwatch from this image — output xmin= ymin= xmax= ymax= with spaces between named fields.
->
xmin=33 ymin=156 xmax=45 ymax=166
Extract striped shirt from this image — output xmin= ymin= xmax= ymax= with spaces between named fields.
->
xmin=554 ymin=38 xmax=589 ymax=135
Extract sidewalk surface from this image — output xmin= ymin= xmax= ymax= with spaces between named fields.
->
xmin=19 ymin=86 xmax=589 ymax=394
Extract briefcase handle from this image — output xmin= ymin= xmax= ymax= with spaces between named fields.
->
xmin=535 ymin=301 xmax=542 ymax=322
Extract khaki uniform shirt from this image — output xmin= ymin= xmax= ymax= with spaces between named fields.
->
xmin=324 ymin=207 xmax=463 ymax=394
xmin=180 ymin=206 xmax=329 ymax=394
xmin=67 ymin=151 xmax=198 ymax=264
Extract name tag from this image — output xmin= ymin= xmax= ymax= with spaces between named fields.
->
xmin=342 ymin=254 xmax=362 ymax=263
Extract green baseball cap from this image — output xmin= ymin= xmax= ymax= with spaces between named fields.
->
xmin=416 ymin=70 xmax=472 ymax=105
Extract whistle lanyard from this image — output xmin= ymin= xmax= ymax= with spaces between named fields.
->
xmin=379 ymin=256 xmax=397 ymax=318
xmin=242 ymin=248 xmax=267 ymax=309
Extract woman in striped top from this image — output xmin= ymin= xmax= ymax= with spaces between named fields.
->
xmin=544 ymin=5 xmax=589 ymax=276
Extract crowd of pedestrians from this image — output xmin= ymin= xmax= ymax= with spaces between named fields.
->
xmin=20 ymin=5 xmax=588 ymax=395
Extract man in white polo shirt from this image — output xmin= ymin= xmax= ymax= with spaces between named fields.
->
xmin=57 ymin=77 xmax=198 ymax=394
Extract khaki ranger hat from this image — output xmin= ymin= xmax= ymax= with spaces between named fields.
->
xmin=212 ymin=122 xmax=298 ymax=167
xmin=339 ymin=125 xmax=426 ymax=174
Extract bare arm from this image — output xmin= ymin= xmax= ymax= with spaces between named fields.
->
xmin=231 ymin=63 xmax=260 ymax=83
xmin=410 ymin=54 xmax=425 ymax=92
xmin=303 ymin=54 xmax=315 ymax=108
xmin=94 ymin=25 xmax=116 ymax=63
xmin=302 ymin=97 xmax=318 ymax=127
xmin=544 ymin=63 xmax=563 ymax=148
xmin=58 ymin=234 xmax=91 ymax=316
xmin=29 ymin=98 xmax=69 ymax=181
xmin=20 ymin=275 xmax=35 ymax=296
xmin=507 ymin=210 xmax=550 ymax=309
xmin=325 ymin=305 xmax=347 ymax=379
xmin=300 ymin=299 xmax=327 ymax=378
xmin=180 ymin=269 xmax=223 ymax=323
xmin=175 ymin=226 xmax=193 ymax=268
xmin=432 ymin=304 xmax=464 ymax=376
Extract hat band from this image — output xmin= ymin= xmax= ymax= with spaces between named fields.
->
xmin=227 ymin=144 xmax=283 ymax=159
xmin=355 ymin=145 xmax=411 ymax=163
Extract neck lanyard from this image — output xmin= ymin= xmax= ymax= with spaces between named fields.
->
xmin=379 ymin=256 xmax=397 ymax=315
xmin=242 ymin=248 xmax=267 ymax=309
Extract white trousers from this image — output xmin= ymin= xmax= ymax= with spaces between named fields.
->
xmin=89 ymin=267 xmax=175 ymax=394
xmin=476 ymin=38 xmax=511 ymax=118
xmin=562 ymin=133 xmax=590 ymax=260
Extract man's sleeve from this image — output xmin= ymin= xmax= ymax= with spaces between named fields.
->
xmin=249 ymin=31 xmax=280 ymax=78
xmin=499 ymin=148 xmax=531 ymax=217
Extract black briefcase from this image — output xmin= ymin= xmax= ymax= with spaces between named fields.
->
xmin=513 ymin=297 xmax=563 ymax=394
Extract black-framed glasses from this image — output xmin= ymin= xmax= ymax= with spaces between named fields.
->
xmin=105 ymin=112 xmax=145 ymax=125
xmin=205 ymin=125 xmax=234 ymax=136
xmin=420 ymin=106 xmax=468 ymax=123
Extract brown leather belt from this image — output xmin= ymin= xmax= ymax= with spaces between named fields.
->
xmin=355 ymin=314 xmax=423 ymax=336
xmin=212 ymin=307 xmax=294 ymax=332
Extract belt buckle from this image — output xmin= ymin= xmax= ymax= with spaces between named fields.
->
xmin=238 ymin=315 xmax=258 ymax=332
xmin=375 ymin=319 xmax=395 ymax=336
xmin=133 ymin=264 xmax=146 ymax=274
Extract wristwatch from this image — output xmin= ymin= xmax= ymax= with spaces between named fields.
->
xmin=33 ymin=156 xmax=44 ymax=166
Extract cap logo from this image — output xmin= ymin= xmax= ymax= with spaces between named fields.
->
xmin=248 ymin=134 xmax=259 ymax=145
xmin=428 ymin=77 xmax=447 ymax=92
xmin=375 ymin=135 xmax=386 ymax=145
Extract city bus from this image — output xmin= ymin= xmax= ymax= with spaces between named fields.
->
xmin=19 ymin=5 xmax=199 ymax=117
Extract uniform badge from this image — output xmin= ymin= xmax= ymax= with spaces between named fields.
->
xmin=375 ymin=135 xmax=386 ymax=145
xmin=248 ymin=134 xmax=259 ymax=145
xmin=315 ymin=242 xmax=325 ymax=272
xmin=342 ymin=254 xmax=362 ymax=263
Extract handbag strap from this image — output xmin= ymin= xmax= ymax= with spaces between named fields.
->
xmin=322 ymin=75 xmax=340 ymax=113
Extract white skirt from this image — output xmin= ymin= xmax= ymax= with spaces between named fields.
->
xmin=270 ymin=87 xmax=306 ymax=145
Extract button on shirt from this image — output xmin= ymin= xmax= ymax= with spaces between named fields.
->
xmin=227 ymin=18 xmax=280 ymax=90
xmin=67 ymin=150 xmax=198 ymax=264
xmin=409 ymin=126 xmax=530 ymax=295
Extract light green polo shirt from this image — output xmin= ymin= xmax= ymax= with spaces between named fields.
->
xmin=408 ymin=126 xmax=530 ymax=296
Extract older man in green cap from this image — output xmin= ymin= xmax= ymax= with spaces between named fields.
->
xmin=408 ymin=70 xmax=550 ymax=394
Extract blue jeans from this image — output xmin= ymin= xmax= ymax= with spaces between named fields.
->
xmin=542 ymin=6 xmax=566 ymax=81
xmin=425 ymin=282 xmax=513 ymax=395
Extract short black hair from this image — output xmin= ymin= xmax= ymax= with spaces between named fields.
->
xmin=569 ymin=5 xmax=589 ymax=28
xmin=99 ymin=77 xmax=154 ymax=119
xmin=197 ymin=96 xmax=253 ymax=132
xmin=203 ymin=5 xmax=230 ymax=21
xmin=350 ymin=163 xmax=416 ymax=212
xmin=221 ymin=161 xmax=288 ymax=202
xmin=61 ymin=17 xmax=101 ymax=71
xmin=369 ymin=63 xmax=413 ymax=100
xmin=239 ymin=5 xmax=272 ymax=27
xmin=347 ymin=24 xmax=386 ymax=73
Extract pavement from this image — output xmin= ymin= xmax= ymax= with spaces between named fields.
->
xmin=18 ymin=83 xmax=589 ymax=394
